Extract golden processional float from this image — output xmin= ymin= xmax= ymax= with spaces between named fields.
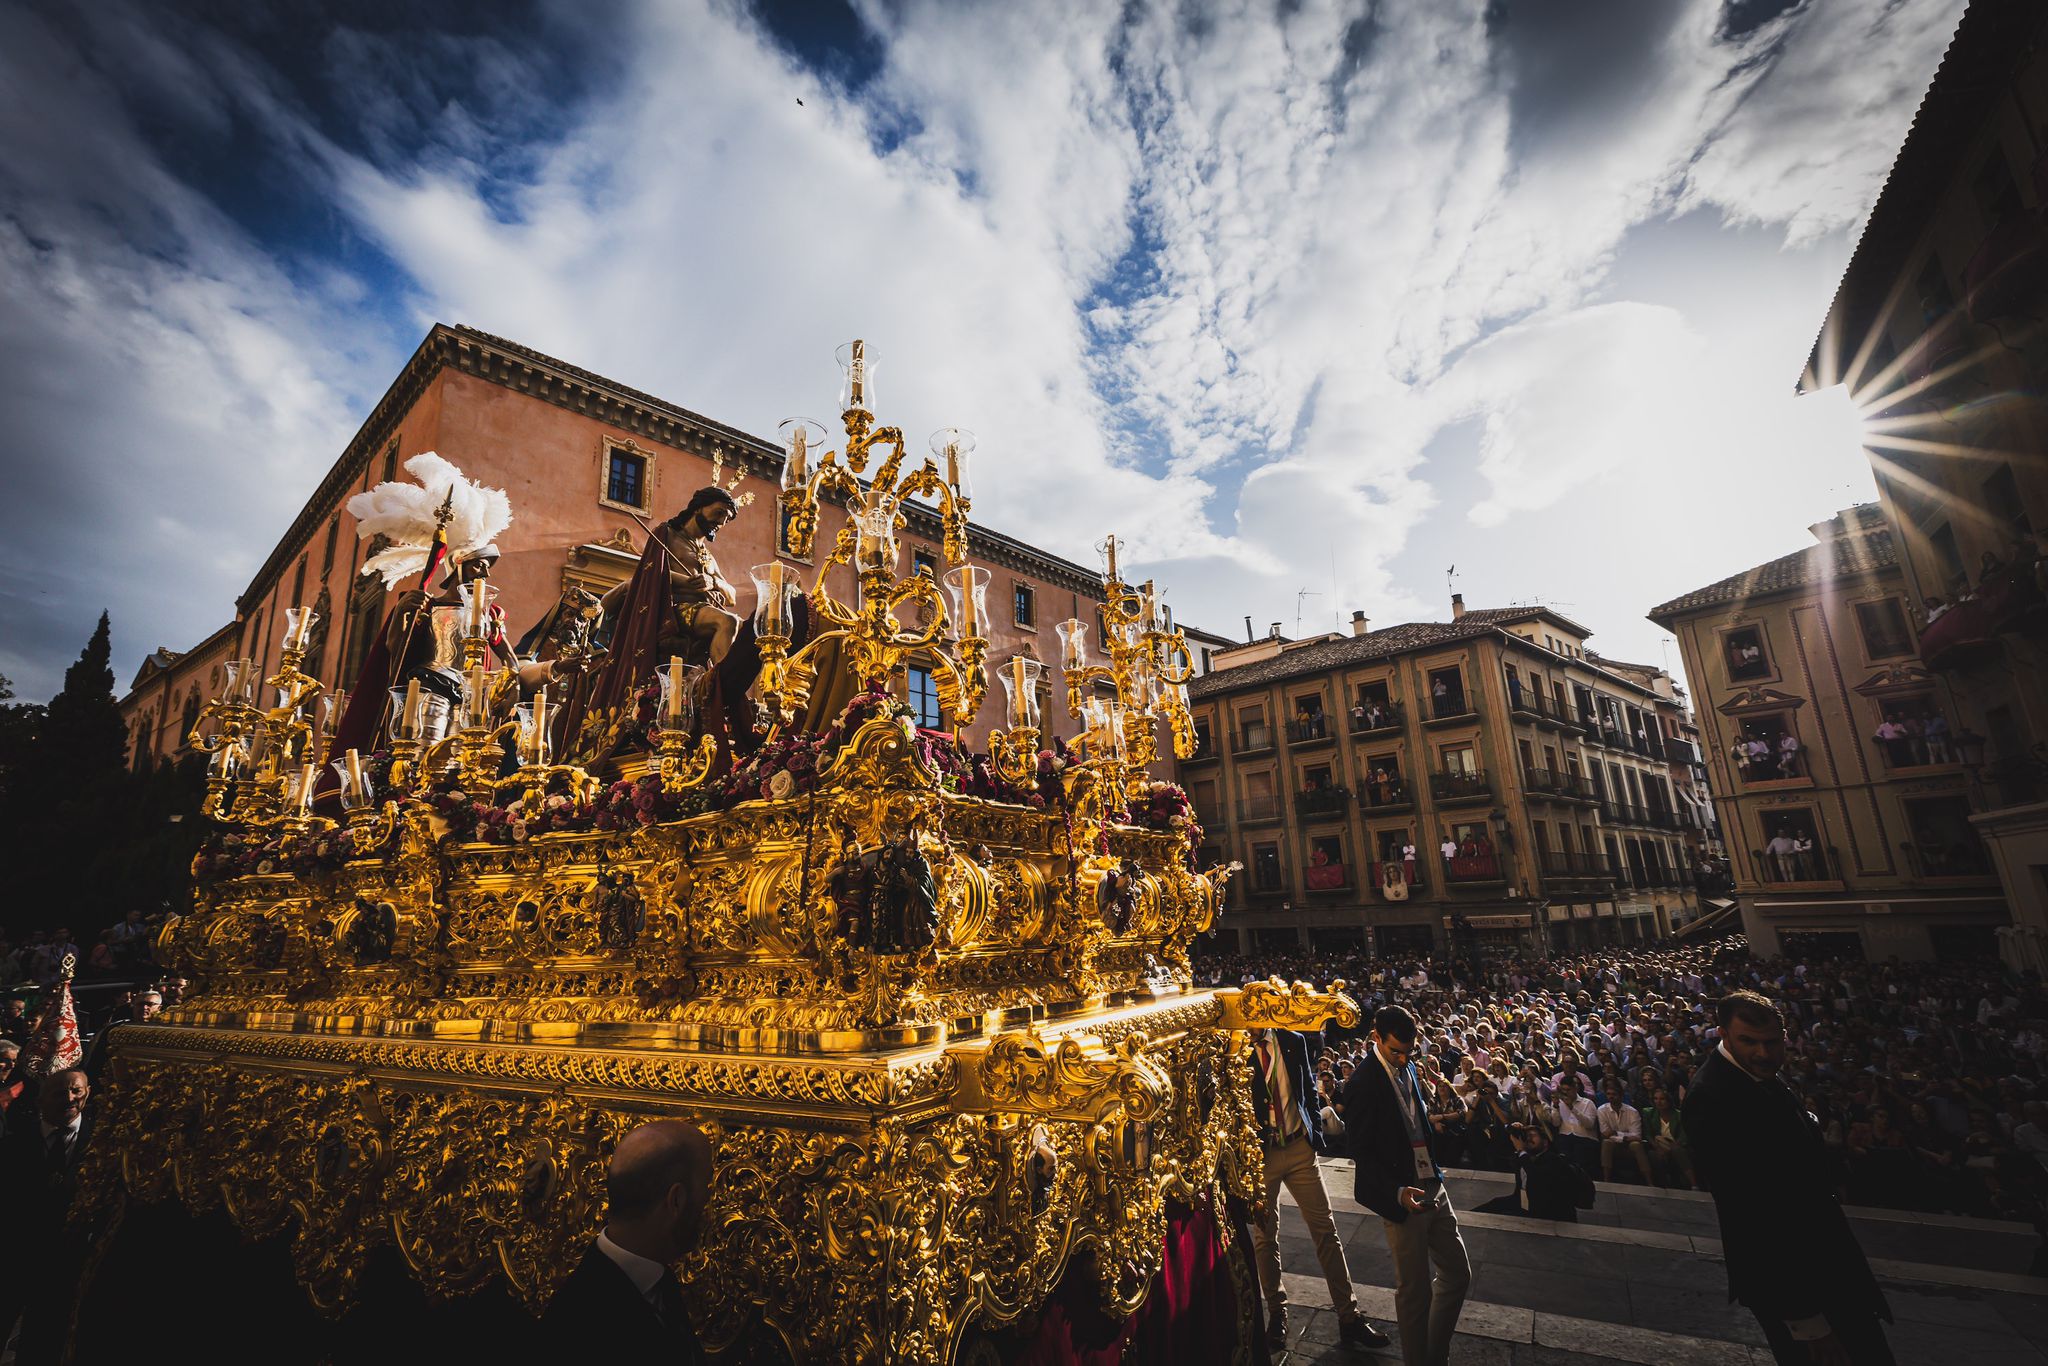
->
xmin=81 ymin=342 xmax=1357 ymax=1364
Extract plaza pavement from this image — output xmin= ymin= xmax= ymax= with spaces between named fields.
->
xmin=1269 ymin=1159 xmax=2048 ymax=1365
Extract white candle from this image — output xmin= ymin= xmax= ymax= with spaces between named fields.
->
xmin=667 ymin=655 xmax=686 ymax=722
xmin=1104 ymin=534 xmax=1120 ymax=583
xmin=1009 ymin=658 xmax=1031 ymax=727
xmin=849 ymin=340 xmax=866 ymax=407
xmin=297 ymin=763 xmax=316 ymax=812
xmin=945 ymin=440 xmax=960 ymax=490
xmin=469 ymin=664 xmax=489 ymax=725
xmin=791 ymin=427 xmax=809 ymax=485
xmin=345 ymin=748 xmax=366 ymax=799
xmin=402 ymin=679 xmax=422 ymax=739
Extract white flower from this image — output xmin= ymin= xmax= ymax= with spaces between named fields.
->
xmin=768 ymin=770 xmax=795 ymax=800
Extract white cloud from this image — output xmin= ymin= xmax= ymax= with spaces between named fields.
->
xmin=0 ymin=0 xmax=1964 ymax=697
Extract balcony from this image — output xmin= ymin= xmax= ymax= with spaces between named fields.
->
xmin=1236 ymin=794 xmax=1284 ymax=824
xmin=1900 ymin=840 xmax=1995 ymax=880
xmin=1424 ymin=694 xmax=1479 ymax=726
xmin=1441 ymin=850 xmax=1507 ymax=886
xmin=1429 ymin=769 xmax=1494 ymax=804
xmin=1872 ymin=733 xmax=1962 ymax=771
xmin=1304 ymin=853 xmax=1353 ymax=892
xmin=1369 ymin=860 xmax=1425 ymax=900
xmin=1753 ymin=843 xmax=1842 ymax=886
xmin=1294 ymin=786 xmax=1352 ymax=820
xmin=1181 ymin=735 xmax=1221 ymax=766
xmin=1249 ymin=860 xmax=1291 ymax=896
xmin=1286 ymin=714 xmax=1337 ymax=747
xmin=1232 ymin=724 xmax=1275 ymax=756
xmin=1734 ymin=747 xmax=1807 ymax=784
xmin=1508 ymin=689 xmax=1571 ymax=729
xmin=1358 ymin=774 xmax=1414 ymax=811
xmin=1538 ymin=849 xmax=1616 ymax=887
xmin=1521 ymin=766 xmax=1592 ymax=802
xmin=1346 ymin=701 xmax=1404 ymax=736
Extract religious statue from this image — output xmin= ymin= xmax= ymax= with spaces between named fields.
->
xmin=599 ymin=486 xmax=741 ymax=667
xmin=327 ymin=453 xmax=516 ymax=759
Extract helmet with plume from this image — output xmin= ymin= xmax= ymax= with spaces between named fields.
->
xmin=347 ymin=453 xmax=514 ymax=589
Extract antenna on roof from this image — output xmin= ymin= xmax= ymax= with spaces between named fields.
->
xmin=1294 ymin=589 xmax=1321 ymax=638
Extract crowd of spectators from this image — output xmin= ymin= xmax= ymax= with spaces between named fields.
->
xmin=1196 ymin=936 xmax=2048 ymax=1223
xmin=0 ymin=912 xmax=183 ymax=1120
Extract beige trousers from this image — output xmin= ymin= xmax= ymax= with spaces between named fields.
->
xmin=1382 ymin=1196 xmax=1471 ymax=1366
xmin=1249 ymin=1135 xmax=1359 ymax=1322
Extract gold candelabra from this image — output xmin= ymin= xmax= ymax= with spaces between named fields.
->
xmin=762 ymin=342 xmax=989 ymax=732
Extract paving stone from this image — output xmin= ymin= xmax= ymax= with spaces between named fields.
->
xmin=1473 ymin=1264 xmax=1632 ymax=1326
xmin=1990 ymin=1291 xmax=2048 ymax=1352
xmin=1468 ymin=1228 xmax=1629 ymax=1280
xmin=1531 ymin=1312 xmax=1764 ymax=1366
xmin=1881 ymin=1284 xmax=2011 ymax=1331
xmin=1622 ymin=1283 xmax=1768 ymax=1346
xmin=1885 ymin=1315 xmax=2047 ymax=1365
xmin=1617 ymin=1242 xmax=1728 ymax=1294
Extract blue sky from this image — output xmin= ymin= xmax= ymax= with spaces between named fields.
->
xmin=0 ymin=0 xmax=1962 ymax=700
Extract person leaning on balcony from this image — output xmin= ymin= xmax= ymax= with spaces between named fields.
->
xmin=1440 ymin=836 xmax=1459 ymax=864
xmin=1923 ymin=711 xmax=1951 ymax=762
xmin=1777 ymin=731 xmax=1802 ymax=776
xmin=1247 ymin=1027 xmax=1393 ymax=1354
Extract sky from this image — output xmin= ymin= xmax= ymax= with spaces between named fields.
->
xmin=0 ymin=0 xmax=1965 ymax=703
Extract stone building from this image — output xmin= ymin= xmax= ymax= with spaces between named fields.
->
xmin=119 ymin=324 xmax=1104 ymax=765
xmin=1174 ymin=598 xmax=1704 ymax=958
xmin=1798 ymin=0 xmax=2048 ymax=969
xmin=1650 ymin=506 xmax=2006 ymax=961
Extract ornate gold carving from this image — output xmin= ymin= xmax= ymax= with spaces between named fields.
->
xmin=1215 ymin=978 xmax=1361 ymax=1032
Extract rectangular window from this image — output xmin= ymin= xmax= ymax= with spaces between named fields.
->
xmin=1013 ymin=582 xmax=1036 ymax=628
xmin=1855 ymin=599 xmax=1914 ymax=659
xmin=1903 ymin=795 xmax=1989 ymax=876
xmin=606 ymin=449 xmax=648 ymax=508
xmin=907 ymin=665 xmax=943 ymax=729
xmin=911 ymin=547 xmax=939 ymax=578
xmin=1759 ymin=809 xmax=1827 ymax=882
xmin=1191 ymin=717 xmax=1212 ymax=757
xmin=1427 ymin=667 xmax=1468 ymax=719
xmin=1733 ymin=710 xmax=1804 ymax=780
xmin=1722 ymin=625 xmax=1772 ymax=682
xmin=1872 ymin=692 xmax=1952 ymax=767
xmin=1251 ymin=842 xmax=1285 ymax=892
xmin=1440 ymin=743 xmax=1477 ymax=775
xmin=1306 ymin=833 xmax=1348 ymax=889
xmin=1984 ymin=463 xmax=2032 ymax=541
xmin=1236 ymin=704 xmax=1271 ymax=752
xmin=1929 ymin=522 xmax=1968 ymax=594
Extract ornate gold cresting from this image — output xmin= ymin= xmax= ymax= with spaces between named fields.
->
xmin=89 ymin=340 xmax=1356 ymax=1365
xmin=765 ymin=343 xmax=987 ymax=732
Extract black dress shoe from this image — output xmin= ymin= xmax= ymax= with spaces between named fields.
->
xmin=1266 ymin=1309 xmax=1287 ymax=1351
xmin=1339 ymin=1316 xmax=1392 ymax=1351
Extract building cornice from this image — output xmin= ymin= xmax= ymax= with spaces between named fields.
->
xmin=239 ymin=324 xmax=1104 ymax=608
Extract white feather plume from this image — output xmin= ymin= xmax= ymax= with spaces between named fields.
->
xmin=347 ymin=452 xmax=514 ymax=588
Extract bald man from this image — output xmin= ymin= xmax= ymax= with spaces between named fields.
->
xmin=541 ymin=1119 xmax=714 ymax=1363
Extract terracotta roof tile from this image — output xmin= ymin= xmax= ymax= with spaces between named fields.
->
xmin=1647 ymin=526 xmax=1898 ymax=622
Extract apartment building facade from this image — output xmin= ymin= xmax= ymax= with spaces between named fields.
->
xmin=1651 ymin=507 xmax=2006 ymax=961
xmin=1175 ymin=599 xmax=1704 ymax=958
xmin=1799 ymin=0 xmax=2048 ymax=968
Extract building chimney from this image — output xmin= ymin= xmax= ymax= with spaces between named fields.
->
xmin=1269 ymin=621 xmax=1283 ymax=640
xmin=1451 ymin=592 xmax=1466 ymax=620
xmin=1243 ymin=614 xmax=1254 ymax=643
xmin=1350 ymin=610 xmax=1369 ymax=637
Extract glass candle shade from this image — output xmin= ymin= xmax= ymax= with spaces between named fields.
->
xmin=245 ymin=722 xmax=275 ymax=774
xmin=835 ymin=339 xmax=876 ymax=413
xmin=388 ymin=683 xmax=421 ymax=742
xmin=658 ymin=656 xmax=703 ymax=730
xmin=1083 ymin=697 xmax=1128 ymax=763
xmin=462 ymin=666 xmax=496 ymax=728
xmin=1055 ymin=618 xmax=1090 ymax=671
xmin=209 ymin=742 xmax=243 ymax=781
xmin=319 ymin=690 xmax=347 ymax=739
xmin=942 ymin=565 xmax=989 ymax=642
xmin=516 ymin=688 xmax=552 ymax=767
xmin=778 ymin=418 xmax=827 ymax=490
xmin=224 ymin=658 xmax=256 ymax=706
xmin=333 ymin=750 xmax=374 ymax=811
xmin=998 ymin=655 xmax=1044 ymax=729
xmin=929 ymin=427 xmax=975 ymax=501
xmin=852 ymin=503 xmax=900 ymax=575
xmin=750 ymin=563 xmax=801 ymax=638
xmin=283 ymin=606 xmax=319 ymax=655
xmin=457 ymin=581 xmax=499 ymax=642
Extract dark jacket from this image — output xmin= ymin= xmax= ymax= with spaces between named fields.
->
xmin=1247 ymin=1029 xmax=1325 ymax=1148
xmin=1339 ymin=1048 xmax=1432 ymax=1222
xmin=539 ymin=1244 xmax=707 ymax=1365
xmin=1683 ymin=1050 xmax=1888 ymax=1323
xmin=1514 ymin=1142 xmax=1593 ymax=1221
xmin=0 ymin=1106 xmax=93 ymax=1225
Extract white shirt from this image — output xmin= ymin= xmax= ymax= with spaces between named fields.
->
xmin=1553 ymin=1095 xmax=1599 ymax=1139
xmin=596 ymin=1229 xmax=668 ymax=1305
xmin=1597 ymin=1101 xmax=1643 ymax=1141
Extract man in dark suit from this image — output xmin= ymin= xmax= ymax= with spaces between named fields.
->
xmin=1685 ymin=991 xmax=1892 ymax=1366
xmin=541 ymin=1119 xmax=715 ymax=1363
xmin=1478 ymin=1122 xmax=1594 ymax=1222
xmin=1246 ymin=1027 xmax=1391 ymax=1354
xmin=1339 ymin=1005 xmax=1469 ymax=1366
xmin=0 ymin=1067 xmax=93 ymax=1363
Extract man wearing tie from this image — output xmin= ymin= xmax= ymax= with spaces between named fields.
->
xmin=542 ymin=1119 xmax=715 ymax=1363
xmin=0 ymin=1068 xmax=93 ymax=1362
xmin=1247 ymin=1027 xmax=1391 ymax=1354
xmin=1686 ymin=991 xmax=1892 ymax=1366
xmin=1339 ymin=1005 xmax=1470 ymax=1366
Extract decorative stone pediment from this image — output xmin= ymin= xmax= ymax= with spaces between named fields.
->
xmin=1851 ymin=663 xmax=1934 ymax=697
xmin=1716 ymin=686 xmax=1805 ymax=716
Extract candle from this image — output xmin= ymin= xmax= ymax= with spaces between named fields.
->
xmin=297 ymin=763 xmax=316 ymax=812
xmin=345 ymin=748 xmax=366 ymax=800
xmin=667 ymin=655 xmax=686 ymax=723
xmin=1104 ymin=534 xmax=1119 ymax=583
xmin=1009 ymin=658 xmax=1031 ymax=728
xmin=469 ymin=664 xmax=489 ymax=725
xmin=1140 ymin=584 xmax=1157 ymax=632
xmin=791 ymin=427 xmax=809 ymax=485
xmin=963 ymin=567 xmax=980 ymax=638
xmin=531 ymin=687 xmax=549 ymax=764
xmin=945 ymin=439 xmax=960 ymax=490
xmin=766 ymin=565 xmax=788 ymax=635
xmin=849 ymin=340 xmax=866 ymax=407
xmin=402 ymin=679 xmax=422 ymax=740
